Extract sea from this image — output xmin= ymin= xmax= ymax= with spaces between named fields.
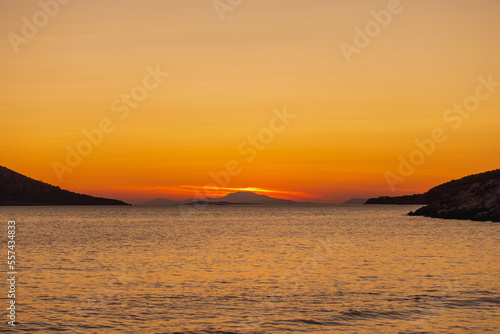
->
xmin=1 ymin=205 xmax=499 ymax=333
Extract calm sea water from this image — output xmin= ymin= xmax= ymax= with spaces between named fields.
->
xmin=1 ymin=205 xmax=499 ymax=333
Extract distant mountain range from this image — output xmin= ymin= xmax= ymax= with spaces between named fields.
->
xmin=141 ymin=191 xmax=304 ymax=206
xmin=0 ymin=165 xmax=129 ymax=206
xmin=367 ymin=169 xmax=500 ymax=222
xmin=213 ymin=191 xmax=299 ymax=204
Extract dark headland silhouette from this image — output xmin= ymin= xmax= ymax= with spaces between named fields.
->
xmin=0 ymin=165 xmax=129 ymax=206
xmin=367 ymin=169 xmax=500 ymax=222
xmin=141 ymin=191 xmax=304 ymax=206
xmin=342 ymin=198 xmax=369 ymax=204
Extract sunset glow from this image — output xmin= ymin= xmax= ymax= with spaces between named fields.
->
xmin=1 ymin=0 xmax=499 ymax=204
xmin=109 ymin=185 xmax=317 ymax=202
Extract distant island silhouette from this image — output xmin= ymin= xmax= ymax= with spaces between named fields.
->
xmin=341 ymin=198 xmax=369 ymax=204
xmin=141 ymin=191 xmax=306 ymax=206
xmin=0 ymin=165 xmax=129 ymax=206
xmin=367 ymin=169 xmax=500 ymax=222
xmin=365 ymin=194 xmax=426 ymax=205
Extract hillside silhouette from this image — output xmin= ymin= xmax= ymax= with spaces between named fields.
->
xmin=409 ymin=169 xmax=500 ymax=222
xmin=0 ymin=165 xmax=129 ymax=206
xmin=367 ymin=169 xmax=500 ymax=222
xmin=141 ymin=191 xmax=302 ymax=206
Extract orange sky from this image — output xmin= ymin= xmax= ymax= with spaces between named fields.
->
xmin=1 ymin=0 xmax=499 ymax=204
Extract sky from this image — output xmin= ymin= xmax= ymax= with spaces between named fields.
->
xmin=1 ymin=0 xmax=499 ymax=203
